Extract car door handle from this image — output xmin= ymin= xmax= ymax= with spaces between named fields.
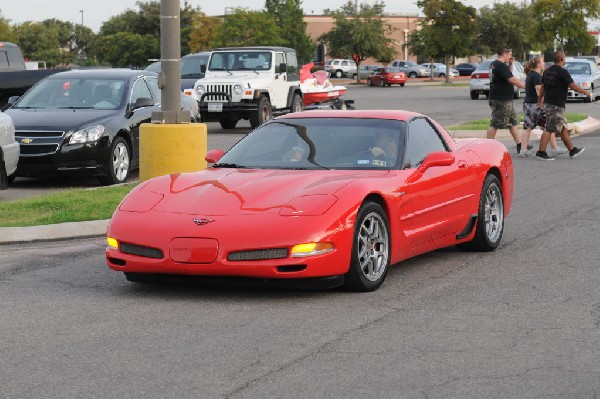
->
xmin=457 ymin=160 xmax=468 ymax=169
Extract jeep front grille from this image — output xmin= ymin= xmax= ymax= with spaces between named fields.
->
xmin=205 ymin=84 xmax=233 ymax=102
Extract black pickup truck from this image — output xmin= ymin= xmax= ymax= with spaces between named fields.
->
xmin=0 ymin=42 xmax=66 ymax=110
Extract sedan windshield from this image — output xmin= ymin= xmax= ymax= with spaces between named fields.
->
xmin=216 ymin=118 xmax=406 ymax=170
xmin=15 ymin=78 xmax=127 ymax=110
xmin=564 ymin=62 xmax=592 ymax=75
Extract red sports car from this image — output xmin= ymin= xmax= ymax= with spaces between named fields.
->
xmin=106 ymin=110 xmax=513 ymax=292
xmin=367 ymin=67 xmax=407 ymax=87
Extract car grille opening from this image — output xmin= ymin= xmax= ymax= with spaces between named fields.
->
xmin=227 ymin=248 xmax=289 ymax=261
xmin=108 ymin=257 xmax=126 ymax=266
xmin=120 ymin=243 xmax=164 ymax=259
xmin=276 ymin=265 xmax=307 ymax=273
xmin=205 ymin=84 xmax=233 ymax=102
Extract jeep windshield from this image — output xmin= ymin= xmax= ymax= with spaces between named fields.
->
xmin=209 ymin=51 xmax=272 ymax=71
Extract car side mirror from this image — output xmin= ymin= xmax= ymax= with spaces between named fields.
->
xmin=7 ymin=96 xmax=20 ymax=107
xmin=132 ymin=97 xmax=154 ymax=110
xmin=407 ymin=151 xmax=455 ymax=183
xmin=205 ymin=149 xmax=225 ymax=163
xmin=279 ymin=63 xmax=287 ymax=73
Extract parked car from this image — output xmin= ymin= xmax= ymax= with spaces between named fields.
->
xmin=469 ymin=59 xmax=526 ymax=100
xmin=390 ymin=60 xmax=430 ymax=78
xmin=565 ymin=58 xmax=600 ymax=102
xmin=144 ymin=51 xmax=210 ymax=100
xmin=0 ymin=110 xmax=19 ymax=188
xmin=455 ymin=62 xmax=479 ymax=76
xmin=347 ymin=64 xmax=381 ymax=80
xmin=105 ymin=109 xmax=513 ymax=292
xmin=325 ymin=59 xmax=357 ymax=78
xmin=5 ymin=69 xmax=199 ymax=185
xmin=367 ymin=67 xmax=407 ymax=87
xmin=420 ymin=63 xmax=460 ymax=78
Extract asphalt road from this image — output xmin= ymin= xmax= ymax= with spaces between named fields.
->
xmin=1 ymin=85 xmax=600 ymax=397
xmin=3 ymin=79 xmax=600 ymax=202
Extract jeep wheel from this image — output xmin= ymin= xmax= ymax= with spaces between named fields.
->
xmin=290 ymin=93 xmax=303 ymax=113
xmin=219 ymin=117 xmax=238 ymax=129
xmin=250 ymin=96 xmax=272 ymax=128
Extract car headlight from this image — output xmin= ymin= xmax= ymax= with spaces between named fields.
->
xmin=195 ymin=84 xmax=205 ymax=97
xmin=233 ymin=84 xmax=243 ymax=94
xmin=69 ymin=124 xmax=105 ymax=144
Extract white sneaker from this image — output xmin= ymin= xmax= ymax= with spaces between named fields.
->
xmin=518 ymin=149 xmax=533 ymax=158
xmin=552 ymin=147 xmax=568 ymax=156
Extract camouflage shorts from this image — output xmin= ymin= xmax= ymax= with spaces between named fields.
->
xmin=543 ymin=104 xmax=567 ymax=134
xmin=522 ymin=102 xmax=541 ymax=129
xmin=489 ymin=100 xmax=518 ymax=129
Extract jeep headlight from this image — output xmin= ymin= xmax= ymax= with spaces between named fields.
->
xmin=195 ymin=84 xmax=205 ymax=97
xmin=233 ymin=84 xmax=243 ymax=94
xmin=69 ymin=124 xmax=105 ymax=144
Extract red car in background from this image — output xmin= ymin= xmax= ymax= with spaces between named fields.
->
xmin=367 ymin=67 xmax=407 ymax=87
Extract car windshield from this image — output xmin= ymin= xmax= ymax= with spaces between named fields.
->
xmin=181 ymin=55 xmax=208 ymax=78
xmin=14 ymin=77 xmax=127 ymax=110
xmin=475 ymin=60 xmax=494 ymax=71
xmin=564 ymin=62 xmax=591 ymax=75
xmin=384 ymin=67 xmax=402 ymax=73
xmin=215 ymin=117 xmax=406 ymax=170
xmin=209 ymin=51 xmax=272 ymax=71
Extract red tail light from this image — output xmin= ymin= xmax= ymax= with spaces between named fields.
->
xmin=471 ymin=72 xmax=489 ymax=79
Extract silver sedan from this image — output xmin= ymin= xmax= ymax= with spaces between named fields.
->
xmin=565 ymin=58 xmax=600 ymax=103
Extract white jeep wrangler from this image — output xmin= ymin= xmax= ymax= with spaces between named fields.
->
xmin=194 ymin=46 xmax=304 ymax=129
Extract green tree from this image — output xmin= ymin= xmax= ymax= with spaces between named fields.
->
xmin=98 ymin=32 xmax=159 ymax=68
xmin=531 ymin=0 xmax=600 ymax=55
xmin=13 ymin=22 xmax=67 ymax=66
xmin=318 ymin=1 xmax=395 ymax=83
xmin=99 ymin=0 xmax=202 ymax=56
xmin=188 ymin=14 xmax=221 ymax=52
xmin=212 ymin=9 xmax=284 ymax=47
xmin=476 ymin=3 xmax=537 ymax=61
xmin=0 ymin=12 xmax=16 ymax=42
xmin=265 ymin=0 xmax=314 ymax=64
xmin=415 ymin=0 xmax=477 ymax=82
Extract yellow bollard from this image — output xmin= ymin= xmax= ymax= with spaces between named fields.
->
xmin=139 ymin=123 xmax=207 ymax=182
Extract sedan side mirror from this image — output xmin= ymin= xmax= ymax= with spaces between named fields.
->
xmin=7 ymin=96 xmax=20 ymax=107
xmin=205 ymin=149 xmax=225 ymax=163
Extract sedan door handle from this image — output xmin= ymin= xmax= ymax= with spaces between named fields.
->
xmin=457 ymin=160 xmax=468 ymax=169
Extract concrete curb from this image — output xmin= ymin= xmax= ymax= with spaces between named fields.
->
xmin=1 ymin=116 xmax=598 ymax=245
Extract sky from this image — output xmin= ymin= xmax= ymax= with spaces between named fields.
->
xmin=1 ymin=0 xmax=523 ymax=33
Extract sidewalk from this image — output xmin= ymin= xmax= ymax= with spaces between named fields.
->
xmin=1 ymin=116 xmax=598 ymax=245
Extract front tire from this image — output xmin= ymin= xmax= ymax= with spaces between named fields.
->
xmin=379 ymin=79 xmax=385 ymax=87
xmin=249 ymin=96 xmax=272 ymax=128
xmin=408 ymin=72 xmax=417 ymax=78
xmin=99 ymin=136 xmax=130 ymax=186
xmin=457 ymin=174 xmax=504 ymax=252
xmin=344 ymin=201 xmax=391 ymax=292
xmin=0 ymin=150 xmax=7 ymax=190
xmin=335 ymin=70 xmax=343 ymax=78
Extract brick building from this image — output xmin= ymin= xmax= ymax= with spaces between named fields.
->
xmin=303 ymin=13 xmax=422 ymax=64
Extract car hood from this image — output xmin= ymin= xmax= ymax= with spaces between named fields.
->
xmin=139 ymin=168 xmax=382 ymax=216
xmin=198 ymin=72 xmax=274 ymax=86
xmin=5 ymin=108 xmax=121 ymax=131
xmin=571 ymin=74 xmax=593 ymax=84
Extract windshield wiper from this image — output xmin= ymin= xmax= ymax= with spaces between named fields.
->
xmin=212 ymin=162 xmax=246 ymax=168
xmin=181 ymin=73 xmax=202 ymax=78
xmin=57 ymin=106 xmax=95 ymax=109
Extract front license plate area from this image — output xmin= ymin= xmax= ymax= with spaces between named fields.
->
xmin=208 ymin=103 xmax=223 ymax=112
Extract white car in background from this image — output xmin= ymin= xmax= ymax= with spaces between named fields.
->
xmin=0 ymin=111 xmax=19 ymax=188
xmin=420 ymin=63 xmax=459 ymax=78
xmin=469 ymin=59 xmax=526 ymax=100
xmin=565 ymin=58 xmax=600 ymax=102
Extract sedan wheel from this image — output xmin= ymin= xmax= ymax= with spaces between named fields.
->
xmin=99 ymin=137 xmax=130 ymax=185
xmin=344 ymin=201 xmax=390 ymax=292
xmin=379 ymin=79 xmax=385 ymax=87
xmin=457 ymin=174 xmax=504 ymax=251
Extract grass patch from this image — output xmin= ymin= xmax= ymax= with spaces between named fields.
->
xmin=447 ymin=112 xmax=588 ymax=130
xmin=0 ymin=183 xmax=136 ymax=227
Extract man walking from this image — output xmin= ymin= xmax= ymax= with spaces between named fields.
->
xmin=487 ymin=47 xmax=527 ymax=154
xmin=535 ymin=51 xmax=588 ymax=160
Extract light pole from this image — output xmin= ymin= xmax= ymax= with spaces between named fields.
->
xmin=80 ymin=10 xmax=83 ymax=27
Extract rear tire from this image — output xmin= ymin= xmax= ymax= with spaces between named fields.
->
xmin=219 ymin=117 xmax=238 ymax=129
xmin=98 ymin=136 xmax=130 ymax=186
xmin=367 ymin=78 xmax=373 ymax=86
xmin=249 ymin=96 xmax=272 ymax=129
xmin=408 ymin=72 xmax=417 ymax=78
xmin=439 ymin=73 xmax=446 ymax=78
xmin=400 ymin=83 xmax=405 ymax=87
xmin=290 ymin=93 xmax=303 ymax=113
xmin=335 ymin=70 xmax=343 ymax=78
xmin=0 ymin=150 xmax=7 ymax=190
xmin=470 ymin=91 xmax=479 ymax=100
xmin=379 ymin=79 xmax=385 ymax=87
xmin=343 ymin=201 xmax=390 ymax=292
xmin=457 ymin=174 xmax=504 ymax=252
